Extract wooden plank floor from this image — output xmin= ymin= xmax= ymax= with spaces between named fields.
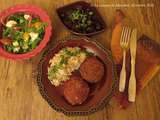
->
xmin=0 ymin=0 xmax=160 ymax=120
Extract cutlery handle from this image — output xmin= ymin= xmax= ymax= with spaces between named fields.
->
xmin=128 ymin=59 xmax=136 ymax=102
xmin=119 ymin=50 xmax=126 ymax=92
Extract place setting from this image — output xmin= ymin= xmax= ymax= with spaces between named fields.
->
xmin=0 ymin=1 xmax=159 ymax=116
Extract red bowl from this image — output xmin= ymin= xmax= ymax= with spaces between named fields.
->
xmin=0 ymin=5 xmax=52 ymax=60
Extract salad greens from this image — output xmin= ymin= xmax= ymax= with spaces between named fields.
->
xmin=2 ymin=13 xmax=47 ymax=54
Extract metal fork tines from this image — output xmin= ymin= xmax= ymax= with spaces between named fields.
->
xmin=119 ymin=26 xmax=132 ymax=92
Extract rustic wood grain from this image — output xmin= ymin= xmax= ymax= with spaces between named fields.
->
xmin=0 ymin=0 xmax=160 ymax=120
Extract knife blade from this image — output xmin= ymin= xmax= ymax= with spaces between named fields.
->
xmin=130 ymin=29 xmax=137 ymax=58
xmin=128 ymin=28 xmax=137 ymax=102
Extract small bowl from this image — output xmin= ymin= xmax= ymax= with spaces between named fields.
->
xmin=37 ymin=36 xmax=117 ymax=116
xmin=56 ymin=1 xmax=106 ymax=36
xmin=0 ymin=5 xmax=52 ymax=60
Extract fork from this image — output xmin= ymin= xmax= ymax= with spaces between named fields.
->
xmin=119 ymin=26 xmax=132 ymax=92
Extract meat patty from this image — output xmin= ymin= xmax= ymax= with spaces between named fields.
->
xmin=63 ymin=75 xmax=89 ymax=105
xmin=80 ymin=56 xmax=104 ymax=83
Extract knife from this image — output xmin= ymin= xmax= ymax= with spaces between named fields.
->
xmin=128 ymin=28 xmax=137 ymax=102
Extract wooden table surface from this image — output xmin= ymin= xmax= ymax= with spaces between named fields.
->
xmin=0 ymin=0 xmax=160 ymax=120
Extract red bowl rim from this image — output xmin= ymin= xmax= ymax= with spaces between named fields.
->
xmin=0 ymin=4 xmax=52 ymax=60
